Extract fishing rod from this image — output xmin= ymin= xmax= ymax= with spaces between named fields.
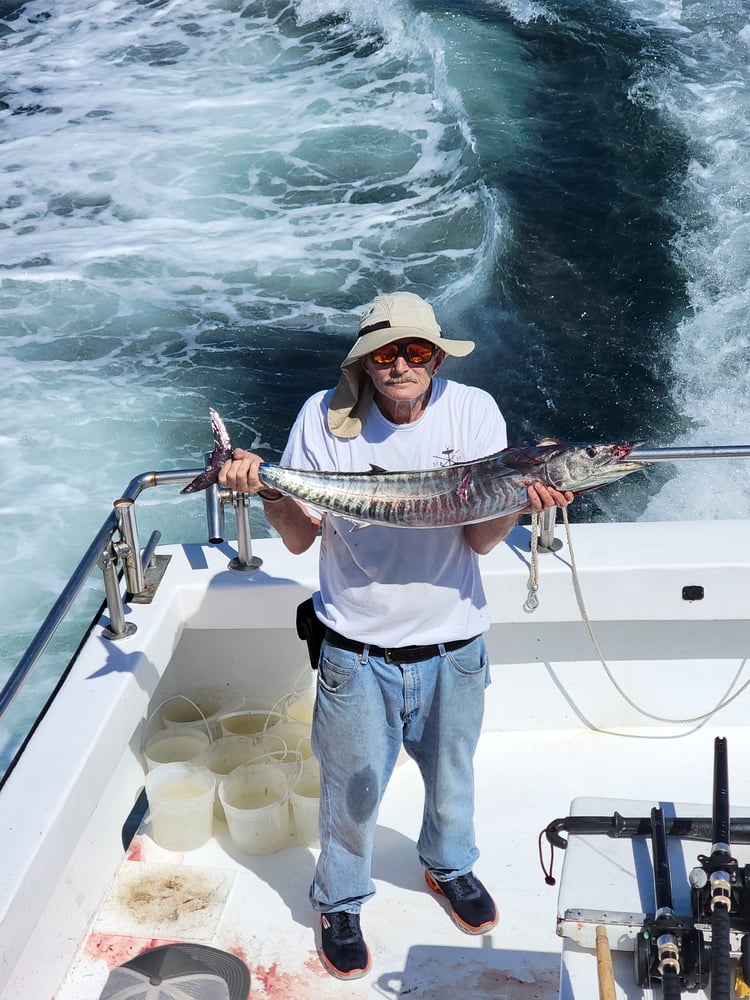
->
xmin=688 ymin=737 xmax=742 ymax=1000
xmin=635 ymin=806 xmax=709 ymax=996
xmin=544 ymin=813 xmax=750 ymax=851
xmin=538 ymin=810 xmax=750 ymax=890
xmin=540 ymin=739 xmax=750 ymax=995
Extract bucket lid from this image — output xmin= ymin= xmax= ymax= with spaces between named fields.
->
xmin=98 ymin=943 xmax=250 ymax=1000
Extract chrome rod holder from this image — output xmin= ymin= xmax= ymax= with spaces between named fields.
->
xmin=114 ymin=497 xmax=145 ymax=596
xmin=535 ymin=438 xmax=563 ymax=553
xmin=229 ymin=492 xmax=262 ymax=571
xmin=98 ymin=542 xmax=136 ymax=640
xmin=206 ymin=479 xmax=225 ymax=544
xmin=537 ymin=506 xmax=563 ymax=553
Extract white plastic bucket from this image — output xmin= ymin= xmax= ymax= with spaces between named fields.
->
xmin=218 ymin=709 xmax=283 ymax=739
xmin=256 ymin=738 xmax=304 ymax=786
xmin=266 ymin=720 xmax=313 ymax=758
xmin=160 ymin=689 xmax=242 ymax=740
xmin=145 ymin=762 xmax=215 ymax=851
xmin=281 ymin=687 xmax=316 ymax=724
xmin=143 ymin=727 xmax=211 ymax=771
xmin=200 ymin=736 xmax=269 ymax=819
xmin=219 ymin=762 xmax=290 ymax=855
xmin=290 ymin=756 xmax=320 ymax=846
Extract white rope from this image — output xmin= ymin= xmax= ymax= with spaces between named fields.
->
xmin=558 ymin=506 xmax=750 ymax=726
xmin=523 ymin=512 xmax=540 ymax=613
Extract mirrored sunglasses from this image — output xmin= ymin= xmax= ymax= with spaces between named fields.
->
xmin=370 ymin=340 xmax=436 ymax=366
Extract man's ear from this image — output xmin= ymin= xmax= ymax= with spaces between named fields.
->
xmin=432 ymin=347 xmax=446 ymax=374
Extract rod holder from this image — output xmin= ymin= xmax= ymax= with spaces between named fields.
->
xmin=98 ymin=542 xmax=136 ymax=640
xmin=535 ymin=437 xmax=563 ymax=552
xmin=206 ymin=480 xmax=225 ymax=544
xmin=537 ymin=506 xmax=562 ymax=552
xmin=113 ymin=497 xmax=145 ymax=596
xmin=229 ymin=493 xmax=262 ymax=572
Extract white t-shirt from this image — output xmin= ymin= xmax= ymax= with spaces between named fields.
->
xmin=281 ymin=377 xmax=507 ymax=647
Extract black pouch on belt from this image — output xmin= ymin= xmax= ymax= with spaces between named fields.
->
xmin=296 ymin=597 xmax=326 ymax=670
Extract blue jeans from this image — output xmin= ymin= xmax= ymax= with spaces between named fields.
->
xmin=309 ymin=635 xmax=490 ymax=913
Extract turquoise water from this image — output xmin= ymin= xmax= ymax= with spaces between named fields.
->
xmin=2 ymin=0 xmax=750 ymax=760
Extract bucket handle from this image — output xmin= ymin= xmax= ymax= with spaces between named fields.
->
xmin=268 ymin=668 xmax=315 ymax=720
xmin=143 ymin=694 xmax=213 ymax=748
xmin=251 ymin=738 xmax=304 ymax=787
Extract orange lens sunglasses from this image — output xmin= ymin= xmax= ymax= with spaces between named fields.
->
xmin=370 ymin=340 xmax=435 ymax=366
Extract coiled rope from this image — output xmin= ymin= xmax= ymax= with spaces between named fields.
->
xmin=526 ymin=509 xmax=750 ymax=726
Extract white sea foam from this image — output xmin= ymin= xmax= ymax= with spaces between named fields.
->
xmin=3 ymin=0 xmax=750 ymax=761
xmin=478 ymin=0 xmax=559 ymax=25
xmin=617 ymin=0 xmax=750 ymax=518
xmin=0 ymin=0 xmax=502 ymax=703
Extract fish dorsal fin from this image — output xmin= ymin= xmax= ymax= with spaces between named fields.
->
xmin=369 ymin=464 xmax=388 ymax=474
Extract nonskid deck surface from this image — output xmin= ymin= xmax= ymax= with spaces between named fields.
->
xmin=58 ymin=725 xmax=750 ymax=999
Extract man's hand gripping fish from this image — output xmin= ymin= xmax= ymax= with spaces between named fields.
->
xmin=182 ymin=409 xmax=648 ymax=527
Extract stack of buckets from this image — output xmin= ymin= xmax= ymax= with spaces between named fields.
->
xmin=142 ymin=686 xmax=320 ymax=855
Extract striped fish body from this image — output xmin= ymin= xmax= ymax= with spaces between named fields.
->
xmin=258 ymin=442 xmax=647 ymax=528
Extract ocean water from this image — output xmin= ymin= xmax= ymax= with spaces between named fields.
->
xmin=1 ymin=0 xmax=749 ymax=759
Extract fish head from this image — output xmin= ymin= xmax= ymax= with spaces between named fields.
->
xmin=542 ymin=442 xmax=648 ymax=494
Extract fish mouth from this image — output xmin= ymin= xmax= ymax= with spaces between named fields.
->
xmin=605 ymin=442 xmax=649 ymax=478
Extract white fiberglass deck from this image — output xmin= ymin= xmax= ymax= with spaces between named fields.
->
xmin=3 ymin=520 xmax=750 ymax=999
xmin=56 ymin=722 xmax=750 ymax=999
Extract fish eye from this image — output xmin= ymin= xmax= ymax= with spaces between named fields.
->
xmin=585 ymin=446 xmax=597 ymax=458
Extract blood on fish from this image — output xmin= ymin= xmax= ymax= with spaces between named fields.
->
xmin=456 ymin=473 xmax=473 ymax=503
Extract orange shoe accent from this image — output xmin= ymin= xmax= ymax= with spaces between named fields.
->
xmin=424 ymin=869 xmax=498 ymax=935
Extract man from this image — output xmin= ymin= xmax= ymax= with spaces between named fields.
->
xmin=220 ymin=292 xmax=572 ymax=980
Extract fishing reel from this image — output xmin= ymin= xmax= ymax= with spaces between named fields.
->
xmin=689 ymin=853 xmax=750 ymax=930
xmin=689 ymin=853 xmax=750 ymax=996
xmin=634 ymin=914 xmax=710 ymax=992
xmin=635 ymin=805 xmax=711 ymax=994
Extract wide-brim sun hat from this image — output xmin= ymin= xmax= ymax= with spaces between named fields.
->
xmin=98 ymin=942 xmax=250 ymax=1000
xmin=327 ymin=292 xmax=475 ymax=438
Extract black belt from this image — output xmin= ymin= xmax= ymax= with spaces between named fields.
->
xmin=324 ymin=629 xmax=478 ymax=664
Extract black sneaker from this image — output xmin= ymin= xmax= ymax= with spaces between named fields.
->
xmin=319 ymin=910 xmax=371 ymax=980
xmin=424 ymin=869 xmax=498 ymax=935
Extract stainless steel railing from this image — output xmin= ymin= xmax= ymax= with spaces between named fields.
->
xmin=534 ymin=443 xmax=750 ymax=551
xmin=4 ymin=442 xmax=750 ymax=723
xmin=630 ymin=445 xmax=750 ymax=463
xmin=0 ymin=466 xmax=261 ymax=726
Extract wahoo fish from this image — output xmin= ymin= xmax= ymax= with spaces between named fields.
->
xmin=257 ymin=442 xmax=648 ymax=528
xmin=181 ymin=409 xmax=647 ymax=525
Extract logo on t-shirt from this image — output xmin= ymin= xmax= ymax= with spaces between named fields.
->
xmin=435 ymin=447 xmax=461 ymax=467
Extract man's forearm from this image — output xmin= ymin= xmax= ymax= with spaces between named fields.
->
xmin=262 ymin=495 xmax=320 ymax=554
xmin=464 ymin=513 xmax=520 ymax=555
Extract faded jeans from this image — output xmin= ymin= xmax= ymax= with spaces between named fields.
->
xmin=309 ymin=635 xmax=490 ymax=913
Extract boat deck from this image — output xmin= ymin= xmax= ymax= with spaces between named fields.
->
xmin=56 ymin=723 xmax=750 ymax=999
xmin=4 ymin=523 xmax=750 ymax=999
